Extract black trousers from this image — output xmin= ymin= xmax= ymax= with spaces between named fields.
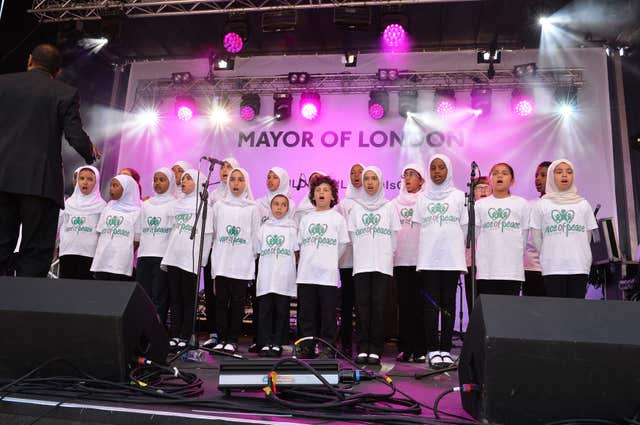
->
xmin=137 ymin=257 xmax=169 ymax=324
xmin=395 ymin=266 xmax=425 ymax=355
xmin=59 ymin=255 xmax=93 ymax=280
xmin=543 ymin=274 xmax=588 ymax=298
xmin=339 ymin=267 xmax=355 ymax=351
xmin=354 ymin=271 xmax=390 ymax=355
xmin=464 ymin=266 xmax=477 ymax=315
xmin=297 ymin=284 xmax=337 ymax=350
xmin=422 ymin=270 xmax=459 ymax=353
xmin=523 ymin=270 xmax=546 ymax=296
xmin=257 ymin=293 xmax=290 ymax=346
xmin=215 ymin=276 xmax=249 ymax=343
xmin=167 ymin=266 xmax=197 ymax=340
xmin=203 ymin=260 xmax=216 ymax=334
xmin=476 ymin=279 xmax=522 ymax=296
xmin=94 ymin=272 xmax=131 ymax=281
xmin=0 ymin=192 xmax=59 ymax=277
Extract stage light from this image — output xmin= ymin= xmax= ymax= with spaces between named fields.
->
xmin=343 ymin=52 xmax=357 ymax=67
xmin=210 ymin=53 xmax=235 ymax=71
xmin=368 ymin=90 xmax=389 ymax=120
xmin=377 ymin=68 xmax=399 ymax=81
xmin=240 ymin=93 xmax=261 ymax=121
xmin=223 ymin=32 xmax=244 ymax=54
xmin=554 ymin=86 xmax=578 ymax=118
xmin=222 ymin=19 xmax=248 ymax=54
xmin=398 ymin=90 xmax=418 ymax=118
xmin=288 ymin=72 xmax=310 ymax=84
xmin=300 ymin=92 xmax=321 ymax=121
xmin=273 ymin=93 xmax=292 ymax=121
xmin=511 ymin=88 xmax=534 ymax=118
xmin=175 ymin=96 xmax=196 ymax=121
xmin=513 ymin=63 xmax=537 ymax=79
xmin=171 ymin=72 xmax=192 ymax=84
xmin=382 ymin=24 xmax=406 ymax=48
xmin=471 ymin=87 xmax=492 ymax=116
xmin=135 ymin=108 xmax=160 ymax=128
xmin=538 ymin=16 xmax=551 ymax=28
xmin=619 ymin=47 xmax=625 ymax=57
xmin=477 ymin=50 xmax=501 ymax=64
xmin=434 ymin=89 xmax=456 ymax=116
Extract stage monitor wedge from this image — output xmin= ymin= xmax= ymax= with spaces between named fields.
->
xmin=0 ymin=277 xmax=168 ymax=382
xmin=459 ymin=294 xmax=640 ymax=424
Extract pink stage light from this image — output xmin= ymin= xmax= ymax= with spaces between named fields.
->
xmin=369 ymin=103 xmax=385 ymax=120
xmin=177 ymin=105 xmax=194 ymax=121
xmin=382 ymin=24 xmax=406 ymax=49
xmin=436 ymin=99 xmax=456 ymax=116
xmin=240 ymin=105 xmax=256 ymax=121
xmin=300 ymin=93 xmax=321 ymax=121
xmin=223 ymin=32 xmax=244 ymax=54
xmin=513 ymin=99 xmax=534 ymax=117
xmin=301 ymin=103 xmax=318 ymax=120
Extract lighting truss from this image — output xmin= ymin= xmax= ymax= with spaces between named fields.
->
xmin=29 ymin=0 xmax=481 ymax=22
xmin=130 ymin=67 xmax=584 ymax=109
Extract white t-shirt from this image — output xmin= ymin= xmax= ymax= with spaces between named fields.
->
xmin=348 ymin=202 xmax=401 ymax=277
xmin=297 ymin=209 xmax=350 ymax=286
xmin=390 ymin=199 xmax=421 ymax=267
xmin=413 ymin=190 xmax=468 ymax=271
xmin=211 ymin=202 xmax=261 ymax=280
xmin=523 ymin=199 xmax=542 ymax=272
xmin=137 ymin=200 xmax=175 ymax=258
xmin=337 ymin=198 xmax=357 ymax=269
xmin=58 ymin=210 xmax=102 ymax=258
xmin=529 ymin=198 xmax=598 ymax=276
xmin=90 ymin=210 xmax=141 ymax=276
xmin=256 ymin=223 xmax=299 ymax=297
xmin=475 ymin=195 xmax=529 ymax=281
xmin=161 ymin=207 xmax=213 ymax=274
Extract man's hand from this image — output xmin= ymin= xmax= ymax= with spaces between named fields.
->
xmin=91 ymin=144 xmax=101 ymax=161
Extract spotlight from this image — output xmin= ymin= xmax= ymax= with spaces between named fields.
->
xmin=434 ymin=88 xmax=456 ymax=116
xmin=377 ymin=68 xmax=399 ymax=81
xmin=135 ymin=107 xmax=160 ymax=128
xmin=477 ymin=50 xmax=501 ymax=64
xmin=300 ymin=92 xmax=321 ymax=121
xmin=175 ymin=95 xmax=196 ymax=121
xmin=630 ymin=132 xmax=640 ymax=152
xmin=273 ymin=93 xmax=292 ymax=121
xmin=511 ymin=88 xmax=534 ymax=118
xmin=222 ymin=20 xmax=248 ymax=54
xmin=343 ymin=52 xmax=357 ymax=67
xmin=288 ymin=72 xmax=310 ymax=84
xmin=538 ymin=16 xmax=551 ymax=28
xmin=554 ymin=86 xmax=577 ymax=117
xmin=240 ymin=93 xmax=261 ymax=121
xmin=210 ymin=53 xmax=235 ymax=71
xmin=171 ymin=72 xmax=192 ymax=84
xmin=398 ymin=90 xmax=418 ymax=118
xmin=470 ymin=87 xmax=492 ymax=116
xmin=223 ymin=32 xmax=244 ymax=54
xmin=381 ymin=14 xmax=408 ymax=49
xmin=368 ymin=90 xmax=389 ymax=120
xmin=513 ymin=63 xmax=537 ymax=79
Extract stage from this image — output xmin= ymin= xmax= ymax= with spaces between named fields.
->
xmin=0 ymin=339 xmax=470 ymax=425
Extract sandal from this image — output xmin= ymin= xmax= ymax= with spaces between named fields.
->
xmin=439 ymin=351 xmax=455 ymax=367
xmin=428 ymin=351 xmax=444 ymax=369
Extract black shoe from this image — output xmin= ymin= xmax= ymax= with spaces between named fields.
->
xmin=223 ymin=343 xmax=238 ymax=354
xmin=367 ymin=353 xmax=381 ymax=366
xmin=248 ymin=343 xmax=261 ymax=353
xmin=269 ymin=346 xmax=282 ymax=358
xmin=396 ymin=352 xmax=412 ymax=362
xmin=355 ymin=353 xmax=368 ymax=365
xmin=413 ymin=354 xmax=427 ymax=364
xmin=258 ymin=346 xmax=271 ymax=357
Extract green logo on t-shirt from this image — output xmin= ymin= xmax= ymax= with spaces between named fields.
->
xmin=424 ymin=202 xmax=458 ymax=226
xmin=143 ymin=216 xmax=170 ymax=236
xmin=427 ymin=202 xmax=448 ymax=215
xmin=66 ymin=216 xmax=92 ymax=234
xmin=266 ymin=234 xmax=284 ymax=247
xmin=147 ymin=216 xmax=161 ymax=226
xmin=261 ymin=234 xmax=291 ymax=258
xmin=105 ymin=215 xmax=129 ymax=239
xmin=544 ymin=209 xmax=585 ymax=237
xmin=551 ymin=209 xmax=575 ymax=224
xmin=355 ymin=212 xmax=391 ymax=239
xmin=174 ymin=213 xmax=193 ymax=235
xmin=219 ymin=225 xmax=247 ymax=245
xmin=484 ymin=207 xmax=520 ymax=233
xmin=302 ymin=223 xmax=336 ymax=249
xmin=400 ymin=208 xmax=414 ymax=227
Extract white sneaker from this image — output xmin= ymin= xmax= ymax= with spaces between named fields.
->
xmin=213 ymin=343 xmax=224 ymax=351
xmin=440 ymin=351 xmax=455 ymax=366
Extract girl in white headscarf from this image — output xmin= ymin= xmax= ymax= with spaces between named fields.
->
xmin=257 ymin=166 xmax=295 ymax=224
xmin=161 ymin=169 xmax=214 ymax=350
xmin=412 ymin=154 xmax=467 ymax=369
xmin=171 ymin=160 xmax=191 ymax=195
xmin=90 ymin=174 xmax=142 ymax=280
xmin=347 ymin=166 xmax=400 ymax=366
xmin=58 ymin=165 xmax=106 ymax=280
xmin=390 ymin=162 xmax=426 ymax=363
xmin=530 ymin=159 xmax=598 ymax=299
xmin=210 ymin=157 xmax=241 ymax=204
xmin=210 ymin=167 xmax=260 ymax=355
xmin=137 ymin=167 xmax=177 ymax=325
xmin=255 ymin=193 xmax=298 ymax=357
xmin=293 ymin=170 xmax=327 ymax=225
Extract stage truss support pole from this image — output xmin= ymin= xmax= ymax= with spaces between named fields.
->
xmin=99 ymin=63 xmax=126 ymax=199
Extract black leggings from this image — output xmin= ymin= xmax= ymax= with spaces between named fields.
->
xmin=353 ymin=271 xmax=390 ymax=355
xmin=422 ymin=270 xmax=459 ymax=353
xmin=476 ymin=279 xmax=521 ymax=296
xmin=59 ymin=255 xmax=93 ymax=280
xmin=215 ymin=276 xmax=249 ymax=343
xmin=136 ymin=257 xmax=169 ymax=324
xmin=339 ymin=267 xmax=355 ymax=351
xmin=395 ymin=266 xmax=425 ymax=355
xmin=523 ymin=270 xmax=546 ymax=296
xmin=543 ymin=274 xmax=588 ymax=298
xmin=167 ymin=266 xmax=197 ymax=340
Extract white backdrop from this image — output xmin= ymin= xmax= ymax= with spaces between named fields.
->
xmin=119 ymin=48 xmax=615 ymax=220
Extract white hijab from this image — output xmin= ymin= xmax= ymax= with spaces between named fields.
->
xmin=543 ymin=159 xmax=585 ymax=205
xmin=424 ymin=154 xmax=457 ymax=201
xmin=108 ymin=174 xmax=141 ymax=213
xmin=355 ymin=166 xmax=388 ymax=211
xmin=259 ymin=166 xmax=292 ymax=209
xmin=220 ymin=167 xmax=256 ymax=207
xmin=212 ymin=157 xmax=241 ymax=200
xmin=395 ymin=163 xmax=426 ymax=206
xmin=173 ymin=168 xmax=201 ymax=214
xmin=65 ymin=165 xmax=106 ymax=215
xmin=148 ymin=167 xmax=177 ymax=205
xmin=264 ymin=194 xmax=297 ymax=229
xmin=172 ymin=161 xmax=191 ymax=185
xmin=345 ymin=163 xmax=365 ymax=200
xmin=297 ymin=170 xmax=327 ymax=214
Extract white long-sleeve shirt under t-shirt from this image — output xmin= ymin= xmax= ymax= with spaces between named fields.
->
xmin=256 ymin=222 xmax=299 ymax=297
xmin=523 ymin=199 xmax=542 ymax=272
xmin=58 ymin=209 xmax=102 ymax=258
xmin=296 ymin=209 xmax=350 ymax=286
xmin=160 ymin=206 xmax=213 ymax=274
xmin=474 ymin=195 xmax=529 ymax=281
xmin=412 ymin=190 xmax=468 ymax=272
xmin=390 ymin=199 xmax=421 ymax=267
xmin=90 ymin=210 xmax=141 ymax=276
xmin=137 ymin=200 xmax=175 ymax=258
xmin=529 ymin=198 xmax=598 ymax=276
xmin=348 ymin=202 xmax=401 ymax=277
xmin=210 ymin=202 xmax=261 ymax=280
xmin=337 ymin=198 xmax=357 ymax=269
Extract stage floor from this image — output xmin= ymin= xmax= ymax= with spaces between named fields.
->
xmin=0 ymin=339 xmax=472 ymax=425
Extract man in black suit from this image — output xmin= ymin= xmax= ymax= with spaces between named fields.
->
xmin=0 ymin=44 xmax=100 ymax=277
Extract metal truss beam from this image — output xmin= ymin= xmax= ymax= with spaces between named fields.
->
xmin=130 ymin=67 xmax=584 ymax=108
xmin=29 ymin=0 xmax=480 ymax=22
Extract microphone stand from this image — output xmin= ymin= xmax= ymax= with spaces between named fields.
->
xmin=466 ymin=163 xmax=478 ymax=316
xmin=170 ymin=160 xmax=242 ymax=363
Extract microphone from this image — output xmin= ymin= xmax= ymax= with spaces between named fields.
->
xmin=470 ymin=161 xmax=478 ymax=179
xmin=594 ymin=203 xmax=601 ymax=218
xmin=295 ymin=173 xmax=307 ymax=191
xmin=471 ymin=161 xmax=478 ymax=169
xmin=201 ymin=156 xmax=225 ymax=166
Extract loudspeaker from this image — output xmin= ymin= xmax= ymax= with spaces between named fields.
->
xmin=459 ymin=294 xmax=640 ymax=424
xmin=0 ymin=277 xmax=168 ymax=382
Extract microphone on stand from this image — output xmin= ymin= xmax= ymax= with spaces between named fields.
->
xmin=295 ymin=173 xmax=307 ymax=191
xmin=470 ymin=161 xmax=478 ymax=179
xmin=201 ymin=156 xmax=226 ymax=166
xmin=594 ymin=203 xmax=601 ymax=219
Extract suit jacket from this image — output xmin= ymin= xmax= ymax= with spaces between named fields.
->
xmin=0 ymin=69 xmax=94 ymax=208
